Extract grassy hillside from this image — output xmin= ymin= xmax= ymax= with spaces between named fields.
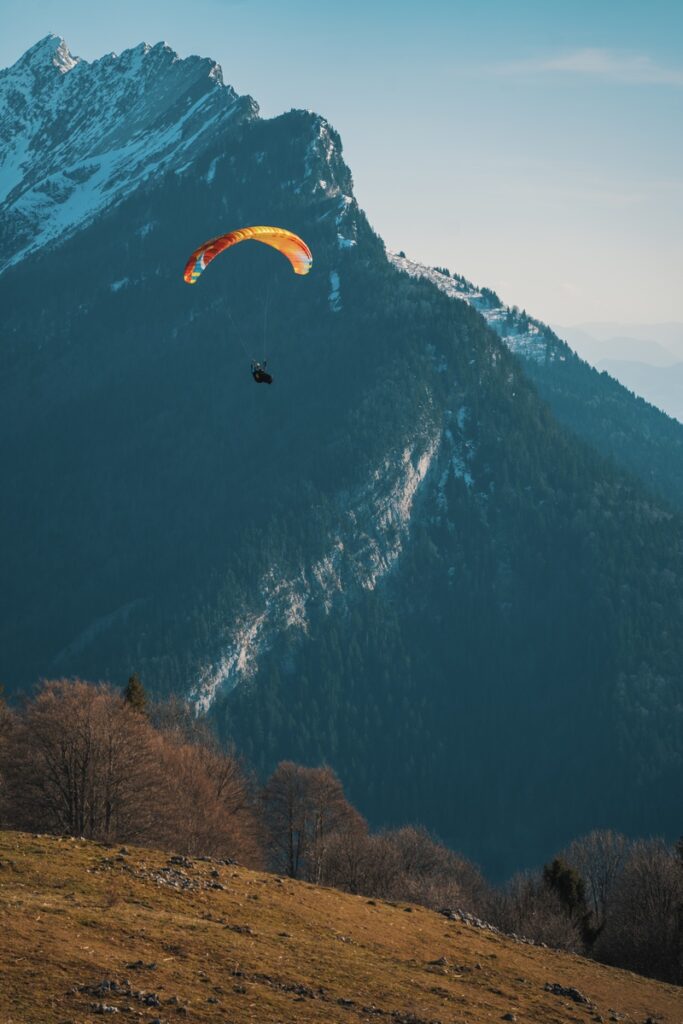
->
xmin=1 ymin=831 xmax=679 ymax=1023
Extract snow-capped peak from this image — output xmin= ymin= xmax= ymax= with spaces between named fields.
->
xmin=0 ymin=36 xmax=256 ymax=272
xmin=10 ymin=33 xmax=79 ymax=75
xmin=52 ymin=37 xmax=79 ymax=74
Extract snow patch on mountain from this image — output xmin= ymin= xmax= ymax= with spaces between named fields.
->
xmin=53 ymin=38 xmax=79 ymax=74
xmin=388 ymin=251 xmax=556 ymax=365
xmin=434 ymin=406 xmax=476 ymax=523
xmin=191 ymin=432 xmax=440 ymax=711
xmin=329 ymin=270 xmax=341 ymax=311
xmin=0 ymin=35 xmax=254 ymax=272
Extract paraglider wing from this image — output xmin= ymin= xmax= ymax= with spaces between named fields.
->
xmin=183 ymin=225 xmax=313 ymax=284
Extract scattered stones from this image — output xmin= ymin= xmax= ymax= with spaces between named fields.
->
xmin=544 ymin=983 xmax=593 ymax=1007
xmin=440 ymin=907 xmax=499 ymax=934
xmin=140 ymin=992 xmax=161 ymax=1007
xmin=391 ymin=1013 xmax=442 ymax=1024
xmin=169 ymin=855 xmax=193 ymax=868
xmin=439 ymin=906 xmax=549 ymax=946
xmin=81 ymin=980 xmax=131 ymax=1000
xmin=545 ymin=983 xmax=592 ymax=1006
xmin=91 ymin=1005 xmax=119 ymax=1015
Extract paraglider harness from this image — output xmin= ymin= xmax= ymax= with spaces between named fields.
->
xmin=251 ymin=360 xmax=272 ymax=384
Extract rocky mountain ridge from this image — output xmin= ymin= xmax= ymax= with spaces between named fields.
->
xmin=0 ymin=35 xmax=256 ymax=270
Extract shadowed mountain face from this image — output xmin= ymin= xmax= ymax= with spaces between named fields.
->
xmin=2 ymin=37 xmax=682 ymax=878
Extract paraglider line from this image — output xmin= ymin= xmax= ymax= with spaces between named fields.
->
xmin=262 ymin=279 xmax=272 ymax=364
xmin=223 ymin=302 xmax=253 ymax=361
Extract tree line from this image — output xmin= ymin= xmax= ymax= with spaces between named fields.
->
xmin=0 ymin=678 xmax=681 ymax=985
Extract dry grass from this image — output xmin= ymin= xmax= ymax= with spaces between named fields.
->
xmin=1 ymin=830 xmax=680 ymax=1024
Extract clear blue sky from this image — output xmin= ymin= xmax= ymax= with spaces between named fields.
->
xmin=3 ymin=0 xmax=682 ymax=325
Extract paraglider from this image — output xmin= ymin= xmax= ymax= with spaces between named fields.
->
xmin=251 ymin=360 xmax=272 ymax=385
xmin=183 ymin=225 xmax=313 ymax=284
xmin=183 ymin=225 xmax=312 ymax=384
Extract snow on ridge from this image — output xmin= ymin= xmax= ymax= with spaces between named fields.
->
xmin=52 ymin=38 xmax=79 ymax=74
xmin=190 ymin=432 xmax=440 ymax=712
xmin=336 ymin=195 xmax=358 ymax=249
xmin=388 ymin=251 xmax=553 ymax=365
xmin=0 ymin=36 xmax=248 ymax=273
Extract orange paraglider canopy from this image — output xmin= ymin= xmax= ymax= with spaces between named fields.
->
xmin=184 ymin=225 xmax=312 ymax=284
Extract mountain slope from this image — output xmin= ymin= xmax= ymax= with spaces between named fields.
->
xmin=1 ymin=37 xmax=682 ymax=878
xmin=596 ymin=358 xmax=683 ymax=424
xmin=388 ymin=254 xmax=683 ymax=509
xmin=2 ymin=831 xmax=681 ymax=1024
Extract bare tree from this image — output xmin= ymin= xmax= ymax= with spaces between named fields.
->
xmin=262 ymin=762 xmax=362 ymax=880
xmin=321 ymin=828 xmax=377 ymax=894
xmin=490 ymin=871 xmax=584 ymax=951
xmin=3 ymin=680 xmax=163 ymax=841
xmin=377 ymin=826 xmax=489 ymax=912
xmin=157 ymin=740 xmax=264 ymax=866
xmin=306 ymin=765 xmax=365 ymax=884
xmin=321 ymin=823 xmax=488 ymax=913
xmin=563 ymin=829 xmax=630 ymax=929
xmin=0 ymin=692 xmax=13 ymax=826
xmin=594 ymin=839 xmax=683 ymax=983
xmin=262 ymin=761 xmax=311 ymax=877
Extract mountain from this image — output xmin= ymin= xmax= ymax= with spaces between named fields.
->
xmin=388 ymin=256 xmax=683 ymax=506
xmin=555 ymin=324 xmax=683 ymax=366
xmin=596 ymin=359 xmax=683 ymax=424
xmin=552 ymin=323 xmax=683 ymax=425
xmin=5 ymin=831 xmax=681 ymax=1024
xmin=2 ymin=36 xmax=683 ymax=878
xmin=0 ymin=34 xmax=256 ymax=271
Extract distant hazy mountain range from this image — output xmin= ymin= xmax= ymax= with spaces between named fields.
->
xmin=554 ymin=323 xmax=683 ymax=423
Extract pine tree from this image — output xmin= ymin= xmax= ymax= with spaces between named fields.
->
xmin=543 ymin=856 xmax=599 ymax=946
xmin=123 ymin=673 xmax=147 ymax=714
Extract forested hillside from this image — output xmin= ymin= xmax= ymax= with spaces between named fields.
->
xmin=1 ymin=37 xmax=682 ymax=878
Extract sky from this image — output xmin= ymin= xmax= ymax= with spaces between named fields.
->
xmin=2 ymin=0 xmax=682 ymax=326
